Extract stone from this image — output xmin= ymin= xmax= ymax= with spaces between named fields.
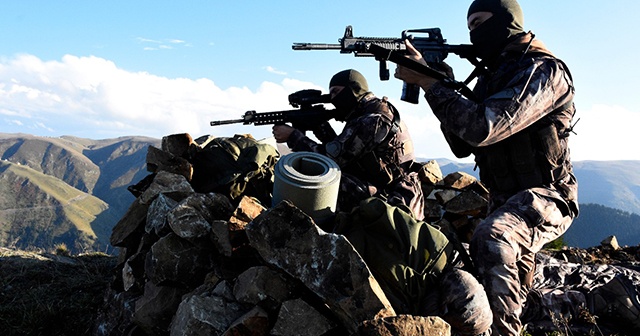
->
xmin=133 ymin=281 xmax=189 ymax=335
xmin=110 ymin=199 xmax=149 ymax=248
xmin=246 ymin=201 xmax=395 ymax=333
xmin=421 ymin=183 xmax=435 ymax=200
xmin=146 ymin=145 xmax=193 ymax=181
xmin=271 ymin=298 xmax=338 ymax=336
xmin=210 ymin=219 xmax=233 ymax=257
xmin=443 ymin=171 xmax=477 ymax=190
xmin=423 ymin=198 xmax=443 ymax=221
xmin=122 ymin=251 xmax=147 ymax=292
xmin=233 ymin=266 xmax=297 ymax=308
xmin=162 ymin=133 xmax=194 ymax=158
xmin=145 ymin=233 xmax=214 ymax=288
xmin=356 ymin=315 xmax=451 ymax=336
xmin=417 ymin=160 xmax=443 ymax=185
xmin=146 ymin=193 xmax=178 ymax=235
xmin=229 ymin=196 xmax=266 ymax=231
xmin=435 ymin=189 xmax=458 ymax=205
xmin=222 ymin=306 xmax=270 ymax=336
xmin=139 ymin=171 xmax=194 ymax=205
xmin=168 ymin=192 xmax=232 ymax=241
xmin=601 ymin=235 xmax=621 ymax=250
xmin=169 ymin=281 xmax=249 ymax=336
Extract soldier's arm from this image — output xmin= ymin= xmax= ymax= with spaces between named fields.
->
xmin=426 ymin=57 xmax=573 ymax=147
xmin=323 ymin=114 xmax=392 ymax=167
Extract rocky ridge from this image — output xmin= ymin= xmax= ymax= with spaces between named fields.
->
xmin=93 ymin=133 xmax=639 ymax=336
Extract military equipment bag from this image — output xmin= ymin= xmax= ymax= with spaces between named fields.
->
xmin=334 ymin=196 xmax=453 ymax=314
xmin=190 ymin=134 xmax=279 ymax=205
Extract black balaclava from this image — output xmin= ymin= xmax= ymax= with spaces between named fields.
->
xmin=329 ymin=69 xmax=369 ymax=120
xmin=467 ymin=0 xmax=525 ymax=64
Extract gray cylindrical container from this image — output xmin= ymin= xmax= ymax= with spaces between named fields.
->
xmin=272 ymin=151 xmax=341 ymax=226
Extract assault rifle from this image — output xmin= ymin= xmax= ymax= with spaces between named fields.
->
xmin=210 ymin=89 xmax=337 ymax=131
xmin=292 ymin=25 xmax=479 ymax=103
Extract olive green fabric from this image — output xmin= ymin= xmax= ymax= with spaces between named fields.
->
xmin=190 ymin=134 xmax=279 ymax=205
xmin=334 ymin=197 xmax=453 ymax=314
xmin=329 ymin=69 xmax=369 ymax=99
xmin=467 ymin=0 xmax=524 ymax=35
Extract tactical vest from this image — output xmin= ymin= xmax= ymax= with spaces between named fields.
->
xmin=472 ymin=46 xmax=575 ymax=194
xmin=345 ymin=97 xmax=415 ymax=188
xmin=474 ymin=104 xmax=573 ymax=194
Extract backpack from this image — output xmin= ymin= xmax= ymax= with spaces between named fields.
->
xmin=190 ymin=134 xmax=279 ymax=206
xmin=333 ymin=196 xmax=453 ymax=314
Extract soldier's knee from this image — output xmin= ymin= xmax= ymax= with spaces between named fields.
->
xmin=440 ymin=268 xmax=493 ymax=336
xmin=471 ymin=232 xmax=519 ymax=266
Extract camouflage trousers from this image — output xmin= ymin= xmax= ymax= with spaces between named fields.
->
xmin=337 ymin=172 xmax=425 ymax=220
xmin=522 ymin=253 xmax=640 ymax=328
xmin=470 ymin=188 xmax=574 ymax=336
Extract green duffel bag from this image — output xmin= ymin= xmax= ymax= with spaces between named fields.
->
xmin=334 ymin=196 xmax=453 ymax=314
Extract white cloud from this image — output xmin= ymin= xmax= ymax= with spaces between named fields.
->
xmin=264 ymin=66 xmax=287 ymax=76
xmin=137 ymin=37 xmax=189 ymax=51
xmin=0 ymin=54 xmax=318 ymax=140
xmin=136 ymin=37 xmax=162 ymax=44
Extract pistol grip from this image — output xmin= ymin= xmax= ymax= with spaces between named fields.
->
xmin=379 ymin=60 xmax=389 ymax=81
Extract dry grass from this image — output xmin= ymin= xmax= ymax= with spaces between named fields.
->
xmin=0 ymin=247 xmax=117 ymax=336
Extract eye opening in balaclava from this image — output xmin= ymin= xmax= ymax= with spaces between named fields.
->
xmin=329 ymin=69 xmax=370 ymax=120
xmin=467 ymin=0 xmax=525 ymax=64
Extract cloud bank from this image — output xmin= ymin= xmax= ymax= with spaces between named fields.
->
xmin=0 ymin=54 xmax=638 ymax=161
xmin=0 ymin=54 xmax=318 ymax=141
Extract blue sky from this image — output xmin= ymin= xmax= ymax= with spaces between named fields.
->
xmin=1 ymin=1 xmax=638 ymax=161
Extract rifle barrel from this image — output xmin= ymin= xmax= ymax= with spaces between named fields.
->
xmin=210 ymin=119 xmax=246 ymax=126
xmin=292 ymin=43 xmax=342 ymax=50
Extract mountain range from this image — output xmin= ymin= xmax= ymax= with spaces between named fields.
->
xmin=0 ymin=132 xmax=638 ymax=253
xmin=0 ymin=133 xmax=159 ymax=253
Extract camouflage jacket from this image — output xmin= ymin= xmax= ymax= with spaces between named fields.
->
xmin=425 ymin=33 xmax=578 ymax=213
xmin=286 ymin=93 xmax=415 ymax=190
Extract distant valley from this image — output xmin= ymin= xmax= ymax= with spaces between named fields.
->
xmin=0 ymin=133 xmax=160 ymax=253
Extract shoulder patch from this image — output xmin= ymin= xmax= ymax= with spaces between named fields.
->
xmin=325 ymin=141 xmax=342 ymax=159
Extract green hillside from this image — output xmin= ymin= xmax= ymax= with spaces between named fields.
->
xmin=0 ymin=133 xmax=158 ymax=253
xmin=563 ymin=203 xmax=640 ymax=248
xmin=0 ymin=161 xmax=112 ymax=252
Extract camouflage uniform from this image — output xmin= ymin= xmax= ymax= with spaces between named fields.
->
xmin=523 ymin=253 xmax=640 ymax=333
xmin=424 ymin=34 xmax=579 ymax=335
xmin=286 ymin=93 xmax=425 ymax=220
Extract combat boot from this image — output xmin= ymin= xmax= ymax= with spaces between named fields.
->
xmin=587 ymin=274 xmax=640 ymax=332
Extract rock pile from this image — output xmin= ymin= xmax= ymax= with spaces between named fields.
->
xmin=92 ymin=133 xmax=497 ymax=335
